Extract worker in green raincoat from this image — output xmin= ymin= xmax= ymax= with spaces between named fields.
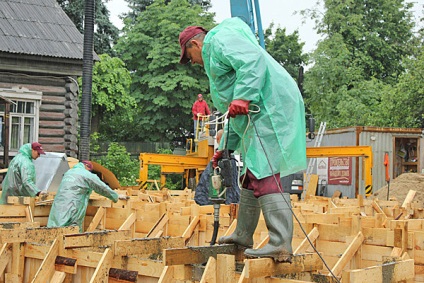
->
xmin=47 ymin=161 xmax=127 ymax=232
xmin=0 ymin=142 xmax=46 ymax=205
xmin=179 ymin=17 xmax=307 ymax=262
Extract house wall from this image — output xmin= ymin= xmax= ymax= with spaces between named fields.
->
xmin=0 ymin=71 xmax=79 ymax=158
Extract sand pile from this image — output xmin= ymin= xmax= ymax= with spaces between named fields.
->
xmin=372 ymin=173 xmax=424 ymax=205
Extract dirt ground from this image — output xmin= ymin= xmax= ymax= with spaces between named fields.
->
xmin=372 ymin=173 xmax=424 ymax=205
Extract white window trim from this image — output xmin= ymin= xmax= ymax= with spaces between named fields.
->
xmin=0 ymin=87 xmax=42 ymax=154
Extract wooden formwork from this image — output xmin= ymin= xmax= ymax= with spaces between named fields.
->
xmin=0 ymin=190 xmax=423 ymax=282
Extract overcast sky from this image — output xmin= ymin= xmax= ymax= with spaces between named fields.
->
xmin=106 ymin=0 xmax=424 ymax=53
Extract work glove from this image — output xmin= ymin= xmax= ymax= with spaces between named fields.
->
xmin=228 ymin=100 xmax=250 ymax=118
xmin=118 ymin=194 xmax=129 ymax=200
xmin=212 ymin=150 xmax=223 ymax=168
xmin=37 ymin=190 xmax=48 ymax=196
xmin=37 ymin=190 xmax=48 ymax=201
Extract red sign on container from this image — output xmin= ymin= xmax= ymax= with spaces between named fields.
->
xmin=328 ymin=157 xmax=352 ymax=185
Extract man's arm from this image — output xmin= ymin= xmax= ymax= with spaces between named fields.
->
xmin=20 ymin=163 xmax=41 ymax=197
xmin=88 ymin=174 xmax=119 ymax=202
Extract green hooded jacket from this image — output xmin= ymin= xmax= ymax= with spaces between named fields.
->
xmin=202 ymin=17 xmax=307 ymax=179
xmin=47 ymin=162 xmax=118 ymax=232
xmin=0 ymin=143 xmax=40 ymax=204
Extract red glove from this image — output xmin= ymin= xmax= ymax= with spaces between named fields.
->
xmin=212 ymin=150 xmax=223 ymax=168
xmin=228 ymin=100 xmax=250 ymax=118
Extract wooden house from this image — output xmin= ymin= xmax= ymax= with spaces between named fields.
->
xmin=0 ymin=0 xmax=96 ymax=161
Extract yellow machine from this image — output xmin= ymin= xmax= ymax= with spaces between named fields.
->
xmin=138 ymin=115 xmax=215 ymax=190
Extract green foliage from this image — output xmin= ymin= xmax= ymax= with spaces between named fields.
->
xmin=302 ymin=0 xmax=419 ymax=128
xmin=91 ymin=54 xmax=135 ymax=114
xmin=77 ymin=54 xmax=136 ymax=136
xmin=264 ymin=24 xmax=308 ymax=81
xmin=57 ymin=0 xmax=119 ymax=56
xmin=95 ymin=143 xmax=139 ymax=186
xmin=379 ymin=44 xmax=424 ymax=128
xmin=115 ymin=0 xmax=215 ymax=142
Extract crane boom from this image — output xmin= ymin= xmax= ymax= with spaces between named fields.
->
xmin=230 ymin=0 xmax=265 ymax=48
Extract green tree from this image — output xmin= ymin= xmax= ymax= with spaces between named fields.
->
xmin=115 ymin=0 xmax=215 ymax=142
xmin=122 ymin=0 xmax=211 ymax=25
xmin=96 ymin=142 xmax=139 ymax=186
xmin=379 ymin=41 xmax=424 ymax=128
xmin=78 ymin=54 xmax=136 ymax=135
xmin=302 ymin=0 xmax=418 ymax=127
xmin=57 ymin=0 xmax=119 ymax=56
xmin=264 ymin=24 xmax=308 ymax=82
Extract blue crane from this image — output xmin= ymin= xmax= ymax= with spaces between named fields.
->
xmin=230 ymin=0 xmax=265 ymax=48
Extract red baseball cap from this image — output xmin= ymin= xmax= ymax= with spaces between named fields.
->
xmin=179 ymin=26 xmax=207 ymax=64
xmin=31 ymin=142 xmax=46 ymax=155
xmin=81 ymin=160 xmax=93 ymax=171
xmin=198 ymin=94 xmax=203 ymax=98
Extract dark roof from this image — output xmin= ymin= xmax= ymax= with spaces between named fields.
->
xmin=0 ymin=0 xmax=91 ymax=60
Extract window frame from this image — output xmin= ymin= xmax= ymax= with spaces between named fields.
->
xmin=0 ymin=87 xmax=42 ymax=154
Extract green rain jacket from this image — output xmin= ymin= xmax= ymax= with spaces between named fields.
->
xmin=202 ymin=17 xmax=307 ymax=179
xmin=47 ymin=162 xmax=119 ymax=232
xmin=0 ymin=143 xmax=40 ymax=204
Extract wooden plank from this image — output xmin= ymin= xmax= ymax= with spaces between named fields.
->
xmin=182 ymin=215 xmax=199 ymax=242
xmin=0 ymin=226 xmax=78 ymax=244
xmin=402 ymin=190 xmax=416 ymax=208
xmin=86 ymin=207 xmax=105 ymax=232
xmin=342 ymin=259 xmax=414 ymax=282
xmin=294 ymin=227 xmax=319 ymax=254
xmin=118 ymin=212 xmax=136 ymax=231
xmin=0 ymin=205 xmax=27 ymax=217
xmin=158 ymin=266 xmax=174 ymax=283
xmin=50 ymin=271 xmax=66 ymax=283
xmin=200 ymin=257 xmax=216 ymax=283
xmin=31 ymin=238 xmax=59 ymax=283
xmin=114 ymin=237 xmax=185 ymax=257
xmin=217 ymin=254 xmax=235 ymax=283
xmin=244 ymin=253 xmax=322 ymax=278
xmin=146 ymin=213 xmax=169 ymax=238
xmin=125 ymin=257 xmax=165 ymax=278
xmin=329 ymin=232 xmax=364 ymax=277
xmin=0 ymin=243 xmax=12 ymax=276
xmin=89 ymin=248 xmax=113 ymax=283
xmin=11 ymin=242 xmax=25 ymax=278
xmin=63 ymin=230 xmax=131 ymax=249
xmin=0 ymin=222 xmax=39 ymax=229
xmin=304 ymin=174 xmax=319 ymax=200
xmin=163 ymin=244 xmax=238 ymax=266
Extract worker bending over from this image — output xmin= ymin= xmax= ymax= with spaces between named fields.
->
xmin=0 ymin=142 xmax=47 ymax=204
xmin=179 ymin=17 xmax=306 ymax=262
xmin=47 ymin=160 xmax=127 ymax=232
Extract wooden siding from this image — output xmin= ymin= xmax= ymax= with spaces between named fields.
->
xmin=0 ymin=72 xmax=79 ymax=158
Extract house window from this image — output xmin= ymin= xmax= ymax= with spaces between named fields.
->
xmin=9 ymin=101 xmax=36 ymax=149
xmin=0 ymin=87 xmax=41 ymax=152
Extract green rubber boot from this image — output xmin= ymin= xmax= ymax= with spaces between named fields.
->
xmin=218 ymin=189 xmax=260 ymax=248
xmin=244 ymin=193 xmax=293 ymax=262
